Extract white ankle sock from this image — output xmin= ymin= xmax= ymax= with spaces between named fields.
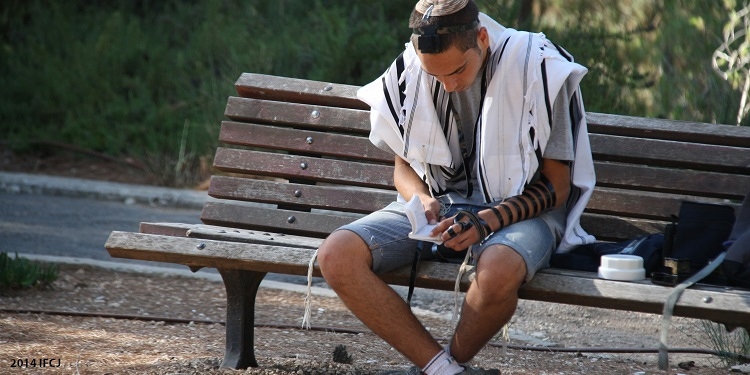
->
xmin=422 ymin=349 xmax=464 ymax=375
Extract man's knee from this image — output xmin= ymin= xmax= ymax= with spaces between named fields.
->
xmin=317 ymin=230 xmax=371 ymax=287
xmin=474 ymin=245 xmax=526 ymax=298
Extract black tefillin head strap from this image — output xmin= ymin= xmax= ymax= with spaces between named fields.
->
xmin=412 ymin=20 xmax=479 ymax=54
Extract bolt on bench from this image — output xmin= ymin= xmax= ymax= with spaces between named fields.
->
xmin=105 ymin=73 xmax=750 ymax=369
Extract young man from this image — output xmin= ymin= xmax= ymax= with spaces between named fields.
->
xmin=316 ymin=0 xmax=596 ymax=373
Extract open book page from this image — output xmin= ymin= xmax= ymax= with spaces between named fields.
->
xmin=404 ymin=195 xmax=443 ymax=244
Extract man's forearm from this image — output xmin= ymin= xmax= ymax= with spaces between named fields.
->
xmin=393 ymin=156 xmax=432 ymax=201
xmin=480 ymin=175 xmax=557 ymax=232
xmin=479 ymin=159 xmax=571 ymax=233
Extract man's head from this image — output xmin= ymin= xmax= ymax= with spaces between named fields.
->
xmin=410 ymin=0 xmax=489 ymax=92
xmin=410 ymin=0 xmax=480 ymax=54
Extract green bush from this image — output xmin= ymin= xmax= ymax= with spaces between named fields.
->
xmin=0 ymin=252 xmax=58 ymax=291
xmin=1 ymin=0 xmax=747 ymax=187
xmin=0 ymin=0 xmax=414 ymax=187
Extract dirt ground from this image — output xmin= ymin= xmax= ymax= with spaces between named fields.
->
xmin=1 ymin=151 xmax=747 ymax=374
xmin=0 ymin=263 xmax=741 ymax=375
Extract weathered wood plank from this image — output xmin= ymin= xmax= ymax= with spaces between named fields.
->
xmin=105 ymin=231 xmax=750 ymax=328
xmin=518 ymin=268 xmax=750 ymax=328
xmin=586 ymin=187 xmax=739 ymax=221
xmin=579 ymin=213 xmax=667 ymax=241
xmin=589 ymin=134 xmax=750 ymax=173
xmin=234 ymin=73 xmax=368 ymax=110
xmin=139 ymin=222 xmax=190 ymax=237
xmin=138 ymin=222 xmax=324 ymax=249
xmin=212 ymin=148 xmax=394 ymax=189
xmin=218 ymin=121 xmax=393 ymax=163
xmin=224 ymin=97 xmax=370 ymax=134
xmin=587 ymin=112 xmax=750 ymax=147
xmin=594 ymin=161 xmax=750 ymax=200
xmin=201 ymin=202 xmax=360 ymax=238
xmin=208 ymin=176 xmax=395 ymax=214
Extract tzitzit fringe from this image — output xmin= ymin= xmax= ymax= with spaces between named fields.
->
xmin=301 ymin=249 xmax=318 ymax=329
xmin=451 ymin=245 xmax=473 ymax=328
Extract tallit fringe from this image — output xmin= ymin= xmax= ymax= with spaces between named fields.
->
xmin=301 ymin=249 xmax=318 ymax=330
xmin=451 ymin=246 xmax=473 ymax=328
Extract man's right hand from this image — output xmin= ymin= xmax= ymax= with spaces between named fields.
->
xmin=419 ymin=195 xmax=442 ymax=225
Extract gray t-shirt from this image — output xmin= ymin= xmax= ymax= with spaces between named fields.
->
xmin=440 ymin=72 xmax=576 ymax=238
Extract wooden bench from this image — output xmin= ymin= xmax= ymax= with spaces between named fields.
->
xmin=105 ymin=73 xmax=750 ymax=369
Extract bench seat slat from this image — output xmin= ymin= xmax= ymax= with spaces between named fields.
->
xmin=212 ymin=148 xmax=394 ymax=189
xmin=219 ymin=121 xmax=393 ymax=163
xmin=208 ymin=176 xmax=395 ymax=214
xmin=105 ymin=231 xmax=750 ymax=327
xmin=139 ymin=222 xmax=324 ymax=249
xmin=224 ymin=97 xmax=371 ymax=134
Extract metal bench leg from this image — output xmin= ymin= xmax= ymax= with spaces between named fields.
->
xmin=218 ymin=268 xmax=267 ymax=369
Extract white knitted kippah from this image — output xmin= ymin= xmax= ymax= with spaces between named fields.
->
xmin=415 ymin=0 xmax=469 ymax=17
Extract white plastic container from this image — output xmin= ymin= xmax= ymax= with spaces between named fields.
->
xmin=598 ymin=254 xmax=646 ymax=281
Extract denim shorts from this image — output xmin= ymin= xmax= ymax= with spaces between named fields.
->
xmin=335 ymin=201 xmax=558 ymax=282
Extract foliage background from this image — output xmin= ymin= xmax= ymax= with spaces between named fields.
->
xmin=1 ymin=0 xmax=748 ymax=186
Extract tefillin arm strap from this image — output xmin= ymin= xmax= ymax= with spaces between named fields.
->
xmin=412 ymin=20 xmax=479 ymax=53
xmin=485 ymin=175 xmax=557 ymax=233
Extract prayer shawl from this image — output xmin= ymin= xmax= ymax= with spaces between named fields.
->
xmin=357 ymin=13 xmax=595 ymax=252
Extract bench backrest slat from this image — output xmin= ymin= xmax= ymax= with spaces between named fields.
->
xmin=587 ymin=112 xmax=750 ymax=147
xmin=202 ymin=202 xmax=357 ymax=237
xmin=212 ymin=148 xmax=393 ymax=188
xmin=591 ymin=134 xmax=750 ymax=173
xmin=208 ymin=176 xmax=395 ymax=214
xmin=225 ymin=97 xmax=371 ymax=134
xmin=219 ymin=121 xmax=393 ymax=163
xmin=234 ymin=73 xmax=368 ymax=110
xmin=594 ymin=162 xmax=748 ymax=199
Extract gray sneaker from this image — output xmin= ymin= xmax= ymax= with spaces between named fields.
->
xmin=378 ymin=366 xmax=423 ymax=375
xmin=458 ymin=366 xmax=501 ymax=375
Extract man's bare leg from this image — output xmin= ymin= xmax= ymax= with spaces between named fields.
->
xmin=449 ymin=245 xmax=526 ymax=363
xmin=317 ymin=230 xmax=443 ymax=367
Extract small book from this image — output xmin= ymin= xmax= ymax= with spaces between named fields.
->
xmin=404 ymin=196 xmax=443 ymax=244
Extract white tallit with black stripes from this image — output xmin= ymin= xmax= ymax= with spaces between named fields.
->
xmin=358 ymin=13 xmax=595 ymax=252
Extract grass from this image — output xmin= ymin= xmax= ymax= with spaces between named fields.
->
xmin=0 ymin=252 xmax=58 ymax=291
xmin=696 ymin=321 xmax=750 ymax=367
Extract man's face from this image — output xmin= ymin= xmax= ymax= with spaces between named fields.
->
xmin=417 ymin=27 xmax=489 ymax=93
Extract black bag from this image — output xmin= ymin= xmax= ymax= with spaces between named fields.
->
xmin=667 ymin=201 xmax=736 ymax=275
xmin=651 ymin=200 xmax=735 ymax=286
xmin=723 ymin=190 xmax=750 ymax=289
xmin=550 ymin=233 xmax=664 ymax=273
